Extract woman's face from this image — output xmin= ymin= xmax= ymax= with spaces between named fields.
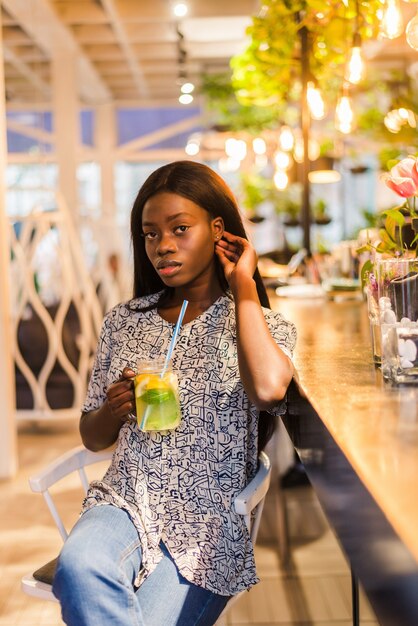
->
xmin=141 ymin=192 xmax=223 ymax=289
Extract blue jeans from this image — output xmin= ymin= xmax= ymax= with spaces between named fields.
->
xmin=52 ymin=504 xmax=231 ymax=626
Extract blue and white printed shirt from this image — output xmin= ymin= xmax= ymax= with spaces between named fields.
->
xmin=81 ymin=291 xmax=296 ymax=595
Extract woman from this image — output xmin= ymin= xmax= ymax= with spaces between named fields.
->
xmin=53 ymin=161 xmax=296 ymax=625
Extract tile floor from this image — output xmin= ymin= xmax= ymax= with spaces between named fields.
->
xmin=0 ymin=421 xmax=380 ymax=625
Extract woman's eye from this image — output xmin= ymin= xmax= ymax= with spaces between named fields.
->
xmin=143 ymin=232 xmax=157 ymax=240
xmin=174 ymin=225 xmax=189 ymax=234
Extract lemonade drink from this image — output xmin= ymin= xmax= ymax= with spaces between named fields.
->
xmin=134 ymin=362 xmax=180 ymax=431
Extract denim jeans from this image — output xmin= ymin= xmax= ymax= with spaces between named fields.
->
xmin=52 ymin=504 xmax=231 ymax=626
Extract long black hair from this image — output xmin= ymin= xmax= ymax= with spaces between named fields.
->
xmin=130 ymin=160 xmax=276 ymax=451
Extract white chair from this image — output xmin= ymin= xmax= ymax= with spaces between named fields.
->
xmin=21 ymin=445 xmax=271 ymax=618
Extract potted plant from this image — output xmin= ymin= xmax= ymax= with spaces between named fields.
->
xmin=266 ymin=183 xmax=302 ymax=227
xmin=311 ymin=198 xmax=332 ymax=225
xmin=239 ymin=172 xmax=270 ymax=223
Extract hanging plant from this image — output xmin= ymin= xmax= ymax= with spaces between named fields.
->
xmin=230 ymin=0 xmax=382 ymax=109
xmin=200 ymin=73 xmax=286 ymax=132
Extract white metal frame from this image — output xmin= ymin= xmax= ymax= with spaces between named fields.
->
xmin=21 ymin=445 xmax=271 ymax=616
xmin=10 ymin=191 xmax=103 ymax=421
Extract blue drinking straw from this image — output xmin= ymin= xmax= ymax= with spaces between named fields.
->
xmin=139 ymin=299 xmax=188 ymax=430
xmin=161 ymin=299 xmax=188 ymax=377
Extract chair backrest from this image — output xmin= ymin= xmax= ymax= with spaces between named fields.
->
xmin=22 ymin=445 xmax=271 ymax=607
xmin=30 ymin=445 xmax=114 ymax=541
xmin=30 ymin=444 xmax=270 ymax=544
xmin=234 ymin=450 xmax=271 ymax=542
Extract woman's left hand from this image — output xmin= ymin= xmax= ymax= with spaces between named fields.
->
xmin=215 ymin=231 xmax=258 ymax=287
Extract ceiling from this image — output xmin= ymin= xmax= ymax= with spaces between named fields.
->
xmin=1 ymin=0 xmax=258 ymax=106
xmin=1 ymin=0 xmax=417 ymax=108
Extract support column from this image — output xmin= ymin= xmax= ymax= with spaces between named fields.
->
xmin=51 ymin=49 xmax=79 ymax=215
xmin=95 ymin=102 xmax=116 ymax=218
xmin=0 ymin=12 xmax=18 ymax=478
xmin=300 ymin=26 xmax=311 ymax=256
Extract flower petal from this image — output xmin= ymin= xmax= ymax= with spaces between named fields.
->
xmin=384 ymin=175 xmax=417 ymax=198
xmin=392 ymin=157 xmax=416 ymax=179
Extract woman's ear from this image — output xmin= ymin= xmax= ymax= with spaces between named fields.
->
xmin=212 ymin=217 xmax=224 ymax=242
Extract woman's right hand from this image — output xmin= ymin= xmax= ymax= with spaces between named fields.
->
xmin=106 ymin=367 xmax=136 ymax=423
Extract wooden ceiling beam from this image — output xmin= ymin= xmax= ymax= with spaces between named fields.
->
xmin=51 ymin=1 xmax=108 ymax=24
xmin=2 ymin=46 xmax=50 ymax=97
xmin=52 ymin=0 xmax=258 ymax=22
xmin=2 ymin=0 xmax=111 ymax=103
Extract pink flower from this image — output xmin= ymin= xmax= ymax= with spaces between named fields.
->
xmin=382 ymin=157 xmax=418 ymax=198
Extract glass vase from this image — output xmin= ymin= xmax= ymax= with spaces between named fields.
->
xmin=377 ymin=258 xmax=418 ymax=384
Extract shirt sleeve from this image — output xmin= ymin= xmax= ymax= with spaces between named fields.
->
xmin=262 ymin=308 xmax=297 ymax=416
xmin=81 ymin=312 xmax=113 ymax=413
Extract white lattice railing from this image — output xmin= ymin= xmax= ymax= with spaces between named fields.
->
xmin=10 ymin=191 xmax=104 ymax=421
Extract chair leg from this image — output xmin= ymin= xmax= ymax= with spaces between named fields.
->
xmin=351 ymin=564 xmax=360 ymax=626
xmin=273 ymin=477 xmax=290 ymax=567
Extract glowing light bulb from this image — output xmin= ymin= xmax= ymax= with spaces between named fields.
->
xmin=406 ymin=11 xmax=418 ymax=51
xmin=252 ymin=137 xmax=266 ymax=155
xmin=273 ymin=170 xmax=288 ymax=190
xmin=179 ymin=93 xmax=193 ymax=104
xmin=274 ymin=151 xmax=291 ymax=170
xmin=278 ymin=126 xmax=294 ymax=151
xmin=308 ymin=139 xmax=320 ymax=161
xmin=307 ymin=82 xmax=326 ymax=120
xmin=185 ymin=133 xmax=200 ymax=156
xmin=234 ymin=140 xmax=247 ymax=161
xmin=185 ymin=141 xmax=199 ymax=156
xmin=408 ymin=110 xmax=417 ymax=128
xmin=225 ymin=138 xmax=247 ymax=161
xmin=173 ymin=3 xmax=188 ymax=18
xmin=335 ymin=94 xmax=355 ymax=134
xmin=181 ymin=82 xmax=195 ymax=94
xmin=384 ymin=111 xmax=401 ymax=133
xmin=345 ymin=39 xmax=365 ymax=84
xmin=380 ymin=0 xmax=404 ymax=39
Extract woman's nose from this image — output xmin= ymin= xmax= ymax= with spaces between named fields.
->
xmin=156 ymin=232 xmax=176 ymax=254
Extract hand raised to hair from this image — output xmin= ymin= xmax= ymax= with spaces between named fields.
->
xmin=106 ymin=366 xmax=136 ymax=422
xmin=215 ymin=231 xmax=258 ymax=288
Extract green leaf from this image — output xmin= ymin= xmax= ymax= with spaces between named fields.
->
xmin=356 ymin=244 xmax=372 ymax=255
xmin=410 ymin=233 xmax=418 ymax=249
xmin=378 ymin=228 xmax=397 ymax=249
xmin=140 ymin=389 xmax=174 ymax=405
xmin=360 ymin=259 xmax=374 ymax=289
xmin=381 ymin=208 xmax=406 ymax=225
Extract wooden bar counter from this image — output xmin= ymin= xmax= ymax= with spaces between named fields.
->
xmin=269 ymin=292 xmax=418 ymax=626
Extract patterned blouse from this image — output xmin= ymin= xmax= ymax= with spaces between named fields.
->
xmin=81 ymin=291 xmax=296 ymax=596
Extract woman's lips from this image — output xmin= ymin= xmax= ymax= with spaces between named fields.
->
xmin=157 ymin=262 xmax=182 ymax=276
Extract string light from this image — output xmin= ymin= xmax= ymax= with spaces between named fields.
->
xmin=335 ymin=85 xmax=355 ymax=134
xmin=274 ymin=151 xmax=292 ymax=170
xmin=380 ymin=0 xmax=404 ymax=39
xmin=406 ymin=9 xmax=418 ymax=51
xmin=225 ymin=138 xmax=247 ymax=161
xmin=278 ymin=126 xmax=295 ymax=151
xmin=384 ymin=107 xmax=417 ymax=133
xmin=345 ymin=32 xmax=365 ymax=84
xmin=307 ymin=81 xmax=326 ymax=120
xmin=273 ymin=170 xmax=289 ymax=190
xmin=252 ymin=137 xmax=266 ymax=155
xmin=293 ymin=137 xmax=320 ymax=163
